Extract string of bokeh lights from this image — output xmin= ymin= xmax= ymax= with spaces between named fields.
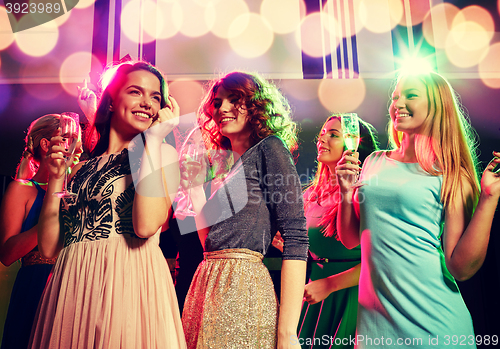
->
xmin=0 ymin=0 xmax=500 ymax=114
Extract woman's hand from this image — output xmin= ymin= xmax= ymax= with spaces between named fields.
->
xmin=303 ymin=278 xmax=332 ymax=305
xmin=46 ymin=132 xmax=73 ymax=180
xmin=77 ymin=79 xmax=97 ymax=124
xmin=147 ymin=95 xmax=180 ymax=141
xmin=335 ymin=150 xmax=361 ymax=193
xmin=272 ymin=232 xmax=284 ymax=252
xmin=481 ymin=151 xmax=500 ymax=199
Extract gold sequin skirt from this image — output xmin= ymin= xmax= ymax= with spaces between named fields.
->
xmin=182 ymin=248 xmax=278 ymax=349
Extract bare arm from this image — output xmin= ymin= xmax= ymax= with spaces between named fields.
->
xmin=336 ymin=151 xmax=362 ymax=249
xmin=133 ymin=97 xmax=180 ymax=238
xmin=37 ymin=139 xmax=80 ymax=259
xmin=133 ymin=142 xmax=179 ymax=238
xmin=0 ymin=181 xmax=38 ymax=266
xmin=278 ymin=259 xmax=307 ymax=349
xmin=303 ymin=263 xmax=361 ymax=304
xmin=444 ymin=154 xmax=500 ymax=281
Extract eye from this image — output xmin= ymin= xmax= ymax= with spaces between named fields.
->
xmin=153 ymin=96 xmax=161 ymax=102
xmin=230 ymin=98 xmax=239 ymax=104
xmin=391 ymin=95 xmax=399 ymax=101
xmin=407 ymin=93 xmax=417 ymax=98
xmin=213 ymin=101 xmax=222 ymax=109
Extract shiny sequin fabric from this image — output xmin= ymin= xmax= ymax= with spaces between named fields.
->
xmin=21 ymin=250 xmax=57 ymax=267
xmin=182 ymin=249 xmax=278 ymax=349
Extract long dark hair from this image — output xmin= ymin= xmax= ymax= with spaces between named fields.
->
xmin=86 ymin=61 xmax=169 ymax=157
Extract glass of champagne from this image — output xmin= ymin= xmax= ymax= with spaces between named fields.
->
xmin=341 ymin=113 xmax=361 ymax=186
xmin=176 ymin=143 xmax=204 ymax=217
xmin=53 ymin=113 xmax=80 ymax=199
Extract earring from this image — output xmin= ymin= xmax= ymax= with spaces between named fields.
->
xmin=109 ymin=104 xmax=114 ymax=111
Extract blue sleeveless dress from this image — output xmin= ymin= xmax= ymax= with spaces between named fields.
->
xmin=1 ymin=180 xmax=55 ymax=349
xmin=356 ymin=151 xmax=475 ymax=348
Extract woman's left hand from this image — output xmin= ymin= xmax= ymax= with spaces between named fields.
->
xmin=303 ymin=278 xmax=332 ymax=305
xmin=147 ymin=95 xmax=180 ymax=140
xmin=481 ymin=151 xmax=500 ymax=198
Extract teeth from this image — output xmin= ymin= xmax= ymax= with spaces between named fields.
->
xmin=398 ymin=113 xmax=411 ymax=118
xmin=134 ymin=112 xmax=150 ymax=119
xmin=220 ymin=117 xmax=235 ymax=123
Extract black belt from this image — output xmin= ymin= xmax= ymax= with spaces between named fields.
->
xmin=312 ymin=258 xmax=360 ymax=263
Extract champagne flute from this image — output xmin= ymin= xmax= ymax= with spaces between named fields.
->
xmin=53 ymin=114 xmax=80 ymax=199
xmin=341 ymin=113 xmax=361 ymax=186
xmin=177 ymin=144 xmax=203 ymax=217
xmin=341 ymin=113 xmax=360 ymax=152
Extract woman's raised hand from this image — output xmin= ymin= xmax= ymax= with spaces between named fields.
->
xmin=335 ymin=150 xmax=361 ymax=193
xmin=46 ymin=132 xmax=80 ymax=180
xmin=147 ymin=95 xmax=180 ymax=141
xmin=77 ymin=79 xmax=97 ymax=124
xmin=481 ymin=151 xmax=500 ymax=199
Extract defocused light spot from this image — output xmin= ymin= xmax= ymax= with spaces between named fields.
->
xmin=228 ymin=13 xmax=274 ymax=58
xmin=399 ymin=0 xmax=427 ymax=26
xmin=0 ymin=7 xmax=15 ymax=50
xmin=206 ymin=0 xmax=249 ymax=39
xmin=140 ymin=0 xmax=160 ymax=43
xmin=445 ymin=36 xmax=489 ymax=68
xmin=15 ymin=20 xmax=59 ymax=57
xmin=122 ymin=0 xmax=157 ymax=44
xmin=24 ymin=82 xmax=63 ymax=101
xmin=155 ymin=0 xmax=182 ymax=39
xmin=261 ymin=0 xmax=303 ymax=34
xmin=422 ymin=3 xmax=459 ymax=49
xmin=75 ymin=0 xmax=96 ymax=9
xmin=281 ymin=79 xmax=321 ymax=101
xmin=452 ymin=5 xmax=494 ymax=46
xmin=450 ymin=21 xmax=490 ymax=52
xmin=479 ymin=42 xmax=500 ymax=89
xmin=20 ymin=57 xmax=59 ymax=81
xmin=296 ymin=12 xmax=324 ymax=58
xmin=179 ymin=0 xmax=212 ymax=37
xmin=359 ymin=0 xmax=402 ymax=34
xmin=318 ymin=74 xmax=366 ymax=112
xmin=168 ymin=79 xmax=204 ymax=115
xmin=60 ymin=52 xmax=101 ymax=96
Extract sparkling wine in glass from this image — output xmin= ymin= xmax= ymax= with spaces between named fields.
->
xmin=341 ymin=113 xmax=360 ymax=152
xmin=176 ymin=144 xmax=204 ymax=217
xmin=341 ymin=113 xmax=361 ymax=187
xmin=53 ymin=114 xmax=80 ymax=199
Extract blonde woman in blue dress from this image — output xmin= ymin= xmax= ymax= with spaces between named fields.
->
xmin=336 ymin=71 xmax=500 ymax=348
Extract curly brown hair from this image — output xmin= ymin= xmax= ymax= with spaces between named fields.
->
xmin=198 ymin=71 xmax=298 ymax=154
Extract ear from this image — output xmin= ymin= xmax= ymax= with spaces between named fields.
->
xmin=39 ymin=138 xmax=50 ymax=152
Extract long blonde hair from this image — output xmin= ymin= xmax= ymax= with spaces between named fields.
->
xmin=388 ymin=72 xmax=480 ymax=213
xmin=16 ymin=114 xmax=61 ymax=179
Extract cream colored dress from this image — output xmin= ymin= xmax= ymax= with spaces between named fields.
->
xmin=29 ymin=149 xmax=186 ymax=349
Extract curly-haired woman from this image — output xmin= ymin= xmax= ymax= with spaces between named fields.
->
xmin=180 ymin=71 xmax=309 ymax=349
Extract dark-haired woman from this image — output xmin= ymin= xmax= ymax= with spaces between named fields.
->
xmin=29 ymin=61 xmax=186 ymax=349
xmin=291 ymin=115 xmax=378 ymax=348
xmin=180 ymin=71 xmax=309 ymax=349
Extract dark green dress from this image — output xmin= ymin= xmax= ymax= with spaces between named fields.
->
xmin=297 ymin=224 xmax=361 ymax=349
